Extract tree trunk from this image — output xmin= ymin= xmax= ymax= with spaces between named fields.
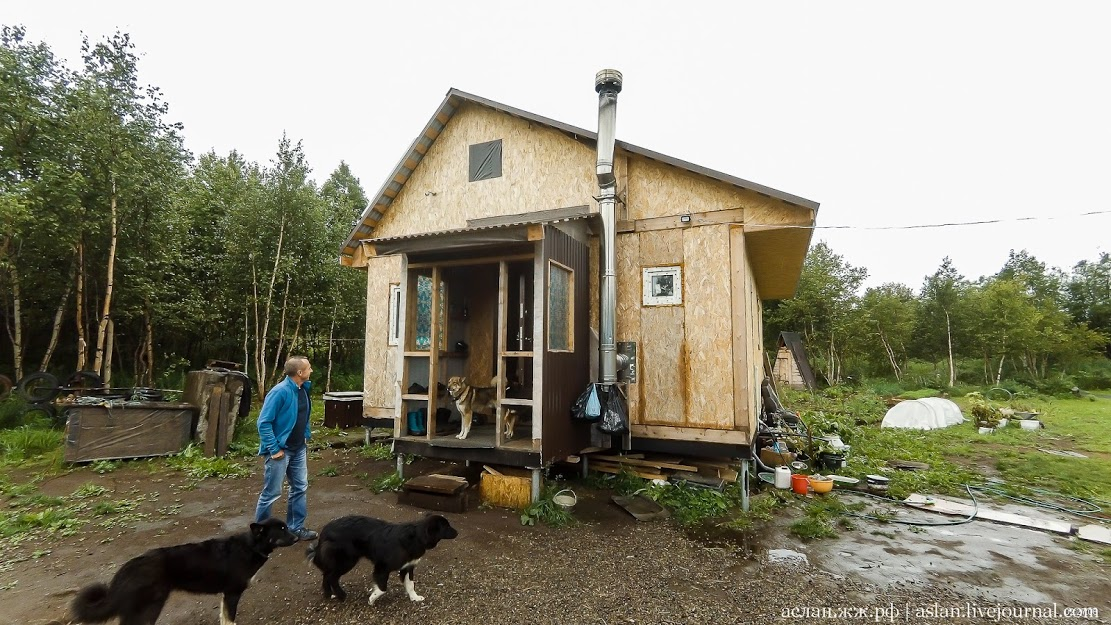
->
xmin=256 ymin=215 xmax=286 ymax=387
xmin=251 ymin=259 xmax=261 ymax=384
xmin=326 ymin=301 xmax=338 ymax=393
xmin=243 ymin=299 xmax=250 ymax=378
xmin=945 ymin=309 xmax=955 ymax=387
xmin=878 ymin=329 xmax=902 ymax=380
xmin=6 ymin=266 xmax=24 ymax=381
xmin=145 ymin=312 xmax=155 ymax=387
xmin=41 ymin=261 xmax=76 ymax=372
xmin=76 ymin=240 xmax=88 ymax=372
xmin=285 ymin=301 xmax=304 ymax=366
xmin=93 ymin=177 xmax=119 ymax=377
xmin=103 ymin=318 xmax=115 ymax=388
xmin=270 ymin=275 xmax=292 ymax=385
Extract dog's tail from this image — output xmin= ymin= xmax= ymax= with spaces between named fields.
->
xmin=70 ymin=582 xmax=117 ymax=623
xmin=304 ymin=540 xmax=318 ymax=563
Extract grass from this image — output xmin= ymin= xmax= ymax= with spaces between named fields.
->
xmin=520 ymin=484 xmax=577 ymax=528
xmin=783 ymin=388 xmax=1111 ymax=503
xmin=369 ymin=471 xmax=404 ymax=493
xmin=165 ymin=444 xmax=250 ymax=480
xmin=0 ymin=427 xmax=64 ymax=465
xmin=360 ymin=442 xmax=394 ymax=461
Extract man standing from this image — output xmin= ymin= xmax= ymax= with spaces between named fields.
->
xmin=254 ymin=356 xmax=317 ymax=541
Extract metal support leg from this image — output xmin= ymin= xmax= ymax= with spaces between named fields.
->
xmin=582 ymin=456 xmax=589 ymax=479
xmin=396 ymin=454 xmax=405 ymax=480
xmin=530 ymin=468 xmax=541 ymax=503
xmin=740 ymin=458 xmax=750 ymax=512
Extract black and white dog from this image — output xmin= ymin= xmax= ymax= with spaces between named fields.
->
xmin=307 ymin=514 xmax=458 ymax=605
xmin=70 ymin=518 xmax=297 ymax=625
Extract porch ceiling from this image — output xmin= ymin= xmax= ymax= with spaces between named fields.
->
xmin=745 ymin=226 xmax=814 ymax=301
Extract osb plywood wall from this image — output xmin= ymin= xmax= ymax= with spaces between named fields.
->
xmin=364 ymin=255 xmax=402 ymax=409
xmin=745 ymin=242 xmax=763 ymax=431
xmin=625 ymin=156 xmax=786 ymax=221
xmin=681 ymin=225 xmax=734 ymax=429
xmin=372 ymin=103 xmax=599 ymax=239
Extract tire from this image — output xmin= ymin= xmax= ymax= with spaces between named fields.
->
xmin=65 ymin=370 xmax=104 ymax=390
xmin=17 ymin=372 xmax=61 ymax=404
xmin=0 ymin=374 xmax=12 ymax=401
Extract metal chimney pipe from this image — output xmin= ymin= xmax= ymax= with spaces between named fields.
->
xmin=595 ymin=69 xmax=622 ymax=385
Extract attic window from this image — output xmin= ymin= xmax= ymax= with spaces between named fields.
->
xmin=468 ymin=139 xmax=502 ymax=182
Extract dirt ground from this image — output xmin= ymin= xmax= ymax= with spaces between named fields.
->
xmin=1 ymin=444 xmax=1107 ymax=625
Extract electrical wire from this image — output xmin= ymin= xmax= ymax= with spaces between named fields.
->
xmin=837 ymin=484 xmax=981 ymax=527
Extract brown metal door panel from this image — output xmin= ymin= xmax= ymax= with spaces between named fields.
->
xmin=540 ymin=228 xmax=592 ymax=461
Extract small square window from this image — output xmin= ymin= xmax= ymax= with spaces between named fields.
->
xmin=468 ymin=139 xmax=502 ymax=181
xmin=642 ymin=266 xmax=682 ymax=306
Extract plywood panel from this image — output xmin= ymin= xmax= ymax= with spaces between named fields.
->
xmin=638 ymin=306 xmax=686 ymax=426
xmin=729 ymin=226 xmax=749 ymax=435
xmin=372 ymin=103 xmax=599 ymax=239
xmin=682 ymin=225 xmax=733 ymax=429
xmin=638 ymin=228 xmax=683 ymax=267
xmin=615 ymin=232 xmax=642 ymax=424
xmin=746 ymin=245 xmax=763 ymax=430
xmin=460 ymin=264 xmax=499 ymax=383
xmin=626 ymin=156 xmax=783 ymax=222
xmin=364 ymin=256 xmax=401 ymax=409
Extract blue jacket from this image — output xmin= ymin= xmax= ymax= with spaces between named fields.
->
xmin=257 ymin=377 xmax=312 ymax=456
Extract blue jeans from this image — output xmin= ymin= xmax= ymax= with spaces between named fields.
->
xmin=254 ymin=446 xmax=308 ymax=531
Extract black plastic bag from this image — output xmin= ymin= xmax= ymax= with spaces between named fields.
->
xmin=598 ymin=386 xmax=629 ymax=435
xmin=571 ymin=383 xmax=603 ymax=422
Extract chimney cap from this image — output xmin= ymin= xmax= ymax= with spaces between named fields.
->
xmin=595 ymin=69 xmax=623 ymax=94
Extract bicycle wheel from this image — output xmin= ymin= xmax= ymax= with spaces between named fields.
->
xmin=17 ymin=372 xmax=61 ymax=404
xmin=23 ymin=402 xmax=58 ymax=427
xmin=66 ymin=370 xmax=104 ymax=390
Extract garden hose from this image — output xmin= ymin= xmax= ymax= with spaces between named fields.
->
xmin=967 ymin=485 xmax=1107 ymax=522
xmin=837 ymin=484 xmax=982 ymax=527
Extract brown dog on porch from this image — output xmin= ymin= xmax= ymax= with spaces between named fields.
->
xmin=445 ymin=376 xmax=498 ymax=440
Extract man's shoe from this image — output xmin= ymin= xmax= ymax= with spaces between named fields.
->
xmin=293 ymin=528 xmax=318 ymax=541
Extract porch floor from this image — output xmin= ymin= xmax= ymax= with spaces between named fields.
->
xmin=396 ymin=423 xmax=536 ymax=451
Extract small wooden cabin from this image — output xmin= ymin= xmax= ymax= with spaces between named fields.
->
xmin=340 ymin=86 xmax=818 ymax=484
xmin=772 ymin=331 xmax=818 ymax=391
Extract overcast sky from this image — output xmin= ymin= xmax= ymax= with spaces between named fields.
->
xmin=9 ymin=1 xmax=1110 ymax=290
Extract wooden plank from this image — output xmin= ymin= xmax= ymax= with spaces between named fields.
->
xmin=617 ymin=208 xmax=745 ymax=234
xmin=630 ymin=424 xmax=750 ymax=445
xmin=903 ymin=494 xmax=1074 ymax=535
xmin=203 ymin=385 xmax=223 ymax=456
xmin=587 ymin=454 xmax=698 ymax=472
xmin=426 ymin=266 xmax=442 ymax=441
xmin=1077 ymin=524 xmax=1111 ymax=545
xmin=496 ymin=261 xmax=507 ymax=449
xmin=730 ymin=226 xmax=749 ymax=433
xmin=404 ymin=475 xmax=467 ymax=495
xmin=408 ymin=253 xmax=533 ymax=270
xmin=589 ymin=463 xmax=666 ymax=481
xmin=527 ymin=224 xmax=545 ymax=241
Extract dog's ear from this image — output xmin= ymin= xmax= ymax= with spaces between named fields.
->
xmin=250 ymin=522 xmax=265 ymax=538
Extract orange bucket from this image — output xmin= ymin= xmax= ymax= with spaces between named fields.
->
xmin=791 ymin=473 xmax=809 ymax=495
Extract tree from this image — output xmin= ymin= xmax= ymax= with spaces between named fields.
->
xmin=764 ymin=241 xmax=866 ymax=384
xmin=1065 ymin=253 xmax=1111 ymax=357
xmin=916 ymin=258 xmax=970 ymax=387
xmin=855 ymin=283 xmax=918 ymax=379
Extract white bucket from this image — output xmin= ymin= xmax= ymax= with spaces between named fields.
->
xmin=552 ymin=489 xmax=577 ymax=510
xmin=774 ymin=465 xmax=792 ymax=489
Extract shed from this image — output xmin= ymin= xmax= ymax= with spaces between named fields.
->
xmin=340 ymin=78 xmax=818 ymax=488
xmin=772 ymin=332 xmax=818 ymax=390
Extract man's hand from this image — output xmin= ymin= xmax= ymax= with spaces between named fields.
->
xmin=270 ymin=450 xmax=285 ymax=460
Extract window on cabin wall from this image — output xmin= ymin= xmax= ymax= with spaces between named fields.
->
xmin=388 ymin=284 xmax=401 ymax=346
xmin=414 ymin=276 xmax=446 ymax=350
xmin=548 ymin=261 xmax=573 ymax=352
xmin=468 ymin=139 xmax=502 ymax=181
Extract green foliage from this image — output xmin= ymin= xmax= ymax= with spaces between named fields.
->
xmin=520 ymin=484 xmax=576 ymax=528
xmin=360 ymin=442 xmax=394 ymax=461
xmin=0 ymin=507 xmax=82 ymax=538
xmin=317 ymin=465 xmax=338 ymax=477
xmin=71 ymin=483 xmax=109 ymax=499
xmin=0 ymin=426 xmax=62 ymax=461
xmin=165 ymin=444 xmax=249 ymax=480
xmin=642 ymin=481 xmax=745 ymax=527
xmin=369 ymin=471 xmax=404 ymax=493
xmin=89 ymin=460 xmax=121 ymax=474
xmin=725 ymin=492 xmax=787 ymax=532
xmin=0 ymin=397 xmax=30 ymax=429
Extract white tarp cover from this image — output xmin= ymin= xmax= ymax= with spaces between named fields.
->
xmin=917 ymin=397 xmax=965 ymax=426
xmin=881 ymin=398 xmax=964 ymax=430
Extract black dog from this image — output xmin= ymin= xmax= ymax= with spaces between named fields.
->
xmin=307 ymin=514 xmax=458 ymax=605
xmin=70 ymin=518 xmax=297 ymax=625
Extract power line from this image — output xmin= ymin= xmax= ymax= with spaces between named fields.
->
xmin=744 ymin=209 xmax=1111 ymax=231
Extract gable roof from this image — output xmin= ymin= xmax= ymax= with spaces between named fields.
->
xmin=340 ymin=88 xmax=819 ymax=262
xmin=778 ymin=332 xmax=818 ymax=390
